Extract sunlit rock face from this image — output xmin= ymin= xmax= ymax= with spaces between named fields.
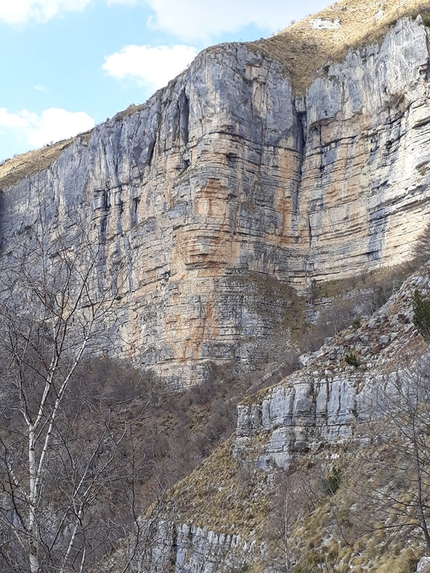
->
xmin=301 ymin=17 xmax=430 ymax=280
xmin=1 ymin=18 xmax=430 ymax=386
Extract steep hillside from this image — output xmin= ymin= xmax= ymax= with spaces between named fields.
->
xmin=254 ymin=0 xmax=430 ymax=92
xmin=121 ymin=261 xmax=430 ymax=573
xmin=2 ymin=0 xmax=430 ymax=571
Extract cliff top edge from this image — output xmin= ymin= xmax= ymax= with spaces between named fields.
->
xmin=253 ymin=0 xmax=430 ymax=92
xmin=0 ymin=0 xmax=428 ymax=189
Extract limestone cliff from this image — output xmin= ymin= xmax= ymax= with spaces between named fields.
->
xmin=1 ymin=5 xmax=430 ymax=390
xmin=127 ymin=257 xmax=430 ymax=573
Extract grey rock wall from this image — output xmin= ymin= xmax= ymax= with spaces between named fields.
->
xmin=1 ymin=18 xmax=430 ymax=386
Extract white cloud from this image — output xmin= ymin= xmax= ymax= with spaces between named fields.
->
xmin=0 ymin=109 xmax=33 ymax=130
xmin=0 ymin=0 xmax=91 ymax=25
xmin=108 ymin=0 xmax=332 ymax=40
xmin=0 ymin=108 xmax=95 ymax=148
xmin=102 ymin=44 xmax=198 ymax=89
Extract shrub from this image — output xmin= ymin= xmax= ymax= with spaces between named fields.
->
xmin=322 ymin=467 xmax=342 ymax=496
xmin=412 ymin=289 xmax=430 ymax=339
xmin=345 ymin=352 xmax=360 ymax=367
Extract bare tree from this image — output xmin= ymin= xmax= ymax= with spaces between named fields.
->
xmin=0 ymin=215 xmax=141 ymax=573
xmin=266 ymin=458 xmax=347 ymax=572
xmin=348 ymin=357 xmax=430 ymax=555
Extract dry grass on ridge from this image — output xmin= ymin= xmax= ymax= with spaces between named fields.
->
xmin=252 ymin=0 xmax=430 ymax=93
xmin=0 ymin=128 xmax=95 ymax=190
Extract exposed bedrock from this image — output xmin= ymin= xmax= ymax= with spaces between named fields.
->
xmin=1 ymin=18 xmax=430 ymax=385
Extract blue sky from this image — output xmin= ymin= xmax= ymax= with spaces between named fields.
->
xmin=0 ymin=0 xmax=332 ymax=162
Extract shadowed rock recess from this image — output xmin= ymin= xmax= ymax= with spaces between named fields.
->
xmin=2 ymin=1 xmax=430 ymax=388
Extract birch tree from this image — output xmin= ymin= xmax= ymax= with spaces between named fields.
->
xmin=0 ymin=219 xmax=137 ymax=573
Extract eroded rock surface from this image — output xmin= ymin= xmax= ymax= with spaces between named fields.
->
xmin=1 ymin=18 xmax=430 ymax=386
xmin=136 ymin=263 xmax=430 ymax=573
xmin=234 ymin=268 xmax=427 ymax=472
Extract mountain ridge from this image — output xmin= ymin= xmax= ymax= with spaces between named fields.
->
xmin=1 ymin=0 xmax=428 ymax=188
xmin=253 ymin=0 xmax=430 ymax=92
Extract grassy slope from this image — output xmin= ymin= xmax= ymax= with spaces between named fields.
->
xmin=163 ymin=261 xmax=430 ymax=571
xmin=0 ymin=129 xmax=94 ymax=190
xmin=252 ymin=0 xmax=430 ymax=93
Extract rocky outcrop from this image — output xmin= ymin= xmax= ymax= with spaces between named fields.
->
xmin=129 ymin=520 xmax=252 ymax=573
xmin=301 ymin=16 xmax=430 ymax=279
xmin=0 ymin=42 xmax=301 ymax=386
xmin=417 ymin=556 xmax=430 ymax=573
xmin=137 ymin=264 xmax=430 ymax=573
xmin=234 ymin=268 xmax=428 ymax=472
xmin=1 ymin=16 xmax=430 ymax=386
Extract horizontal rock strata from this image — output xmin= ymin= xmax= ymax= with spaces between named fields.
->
xmin=1 ymin=18 xmax=430 ymax=385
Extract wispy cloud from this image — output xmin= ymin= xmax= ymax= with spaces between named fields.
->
xmin=0 ymin=108 xmax=95 ymax=148
xmin=102 ymin=44 xmax=197 ymax=89
xmin=0 ymin=0 xmax=91 ymax=25
xmin=108 ymin=0 xmax=330 ymax=40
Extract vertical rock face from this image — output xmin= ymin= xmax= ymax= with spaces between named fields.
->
xmin=1 ymin=18 xmax=430 ymax=386
xmin=1 ymin=44 xmax=301 ymax=386
xmin=301 ymin=17 xmax=430 ymax=279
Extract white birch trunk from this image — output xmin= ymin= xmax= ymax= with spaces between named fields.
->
xmin=28 ymin=425 xmax=39 ymax=573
